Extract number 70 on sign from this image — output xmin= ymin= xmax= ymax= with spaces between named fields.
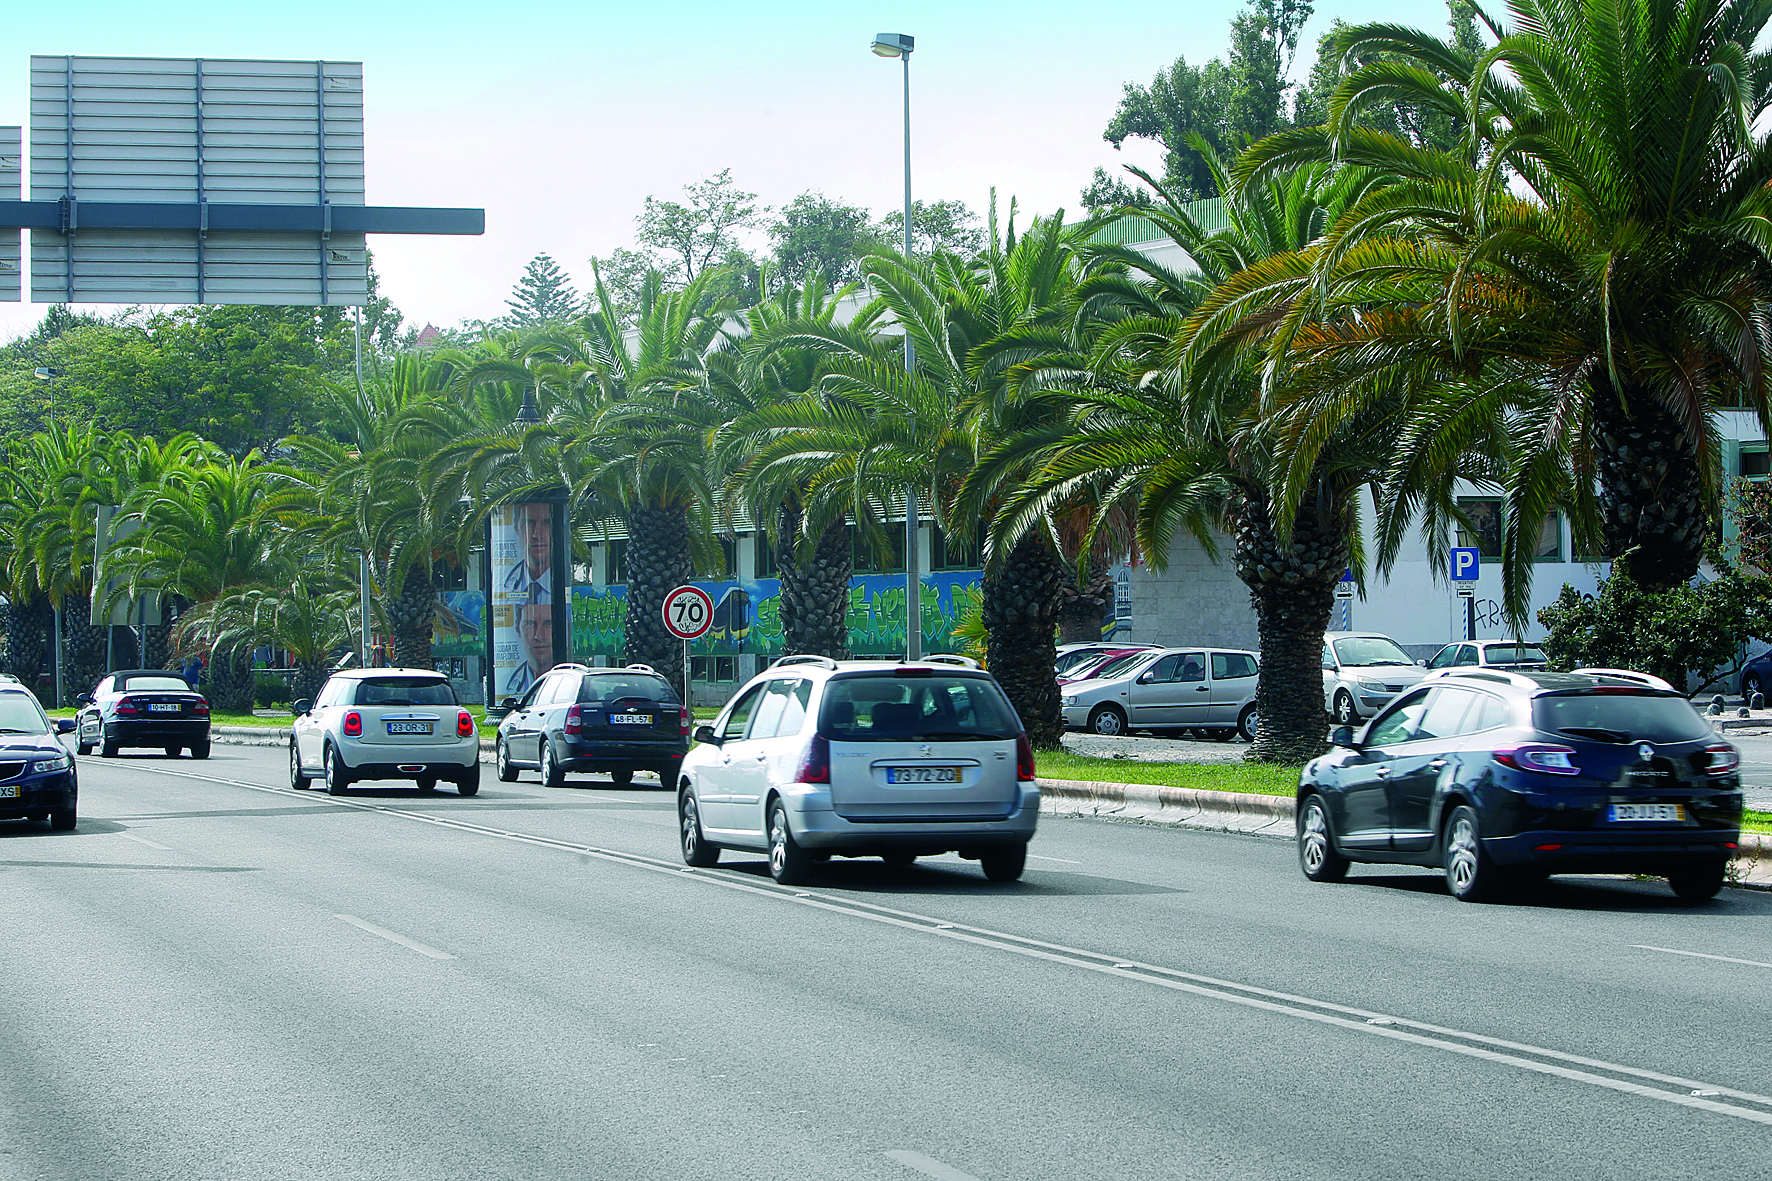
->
xmin=662 ymin=585 xmax=714 ymax=640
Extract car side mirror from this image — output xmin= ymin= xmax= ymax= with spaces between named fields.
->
xmin=56 ymin=718 xmax=75 ymax=734
xmin=1416 ymin=659 xmax=1427 ymax=667
xmin=1329 ymin=725 xmax=1358 ymax=748
xmin=501 ymin=696 xmax=518 ymax=709
xmin=74 ymin=693 xmax=91 ymax=705
xmin=694 ymin=725 xmax=722 ymax=747
xmin=1136 ymin=672 xmax=1153 ymax=684
xmin=291 ymin=699 xmax=312 ymax=716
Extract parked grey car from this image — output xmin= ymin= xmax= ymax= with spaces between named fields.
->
xmin=1322 ymin=632 xmax=1429 ymax=726
xmin=1061 ymin=647 xmax=1260 ymax=740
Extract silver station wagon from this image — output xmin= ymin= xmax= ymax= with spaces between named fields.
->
xmin=677 ymin=655 xmax=1040 ymax=884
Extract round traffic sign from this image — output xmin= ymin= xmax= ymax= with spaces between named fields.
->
xmin=661 ymin=585 xmax=714 ymax=640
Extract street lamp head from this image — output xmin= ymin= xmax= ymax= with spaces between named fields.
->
xmin=871 ymin=32 xmax=913 ymax=58
xmin=32 ymin=367 xmax=56 ymax=380
xmin=514 ymin=388 xmax=542 ymax=424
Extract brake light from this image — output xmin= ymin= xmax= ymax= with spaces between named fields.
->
xmin=114 ymin=697 xmax=139 ymax=715
xmin=796 ymin=733 xmax=830 ymax=784
xmin=680 ymin=704 xmax=691 ymax=737
xmin=564 ymin=704 xmax=582 ymax=736
xmin=457 ymin=710 xmax=474 ymax=738
xmin=1493 ymin=743 xmax=1579 ymax=775
xmin=342 ymin=710 xmax=362 ymax=737
xmin=192 ymin=699 xmax=210 ymax=716
xmin=1016 ymin=732 xmax=1037 ymax=781
xmin=1702 ymin=743 xmax=1740 ymax=775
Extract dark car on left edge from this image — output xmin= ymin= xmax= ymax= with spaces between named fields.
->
xmin=0 ymin=685 xmax=78 ymax=830
xmin=74 ymin=669 xmax=211 ymax=759
xmin=1295 ymin=668 xmax=1742 ymax=903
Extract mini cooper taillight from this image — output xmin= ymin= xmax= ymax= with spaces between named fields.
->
xmin=1702 ymin=742 xmax=1740 ymax=775
xmin=1015 ymin=732 xmax=1037 ymax=781
xmin=564 ymin=704 xmax=582 ymax=736
xmin=796 ymin=733 xmax=831 ymax=784
xmin=1493 ymin=743 xmax=1579 ymax=775
xmin=342 ymin=710 xmax=362 ymax=737
xmin=457 ymin=710 xmax=474 ymax=738
xmin=680 ymin=704 xmax=691 ymax=737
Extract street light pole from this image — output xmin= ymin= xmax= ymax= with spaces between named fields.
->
xmin=872 ymin=31 xmax=921 ymax=660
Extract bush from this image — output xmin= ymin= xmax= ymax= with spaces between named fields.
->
xmin=253 ymin=676 xmax=293 ymax=708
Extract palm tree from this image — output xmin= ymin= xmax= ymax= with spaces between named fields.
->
xmin=174 ymin=582 xmax=357 ymax=702
xmin=1245 ymin=0 xmax=1772 ymax=599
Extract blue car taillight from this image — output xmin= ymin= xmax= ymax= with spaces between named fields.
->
xmin=1493 ymin=744 xmax=1580 ymax=776
xmin=1702 ymin=742 xmax=1740 ymax=775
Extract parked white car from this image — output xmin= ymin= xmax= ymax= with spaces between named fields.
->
xmin=677 ymin=654 xmax=1040 ymax=884
xmin=1061 ymin=647 xmax=1261 ymax=740
xmin=290 ymin=669 xmax=481 ymax=796
xmin=1322 ymin=632 xmax=1429 ymax=726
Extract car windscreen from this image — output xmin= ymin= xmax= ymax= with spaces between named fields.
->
xmin=1332 ymin=636 xmax=1415 ymax=667
xmin=821 ymin=675 xmax=1021 ymax=741
xmin=351 ymin=678 xmax=457 ymax=707
xmin=0 ymin=692 xmax=49 ymax=734
xmin=579 ymin=675 xmax=675 ymax=704
xmin=1487 ymin=645 xmax=1547 ymax=664
xmin=122 ymin=675 xmax=193 ymax=693
xmin=1532 ymin=693 xmax=1713 ymax=743
xmin=1095 ymin=650 xmax=1157 ymax=680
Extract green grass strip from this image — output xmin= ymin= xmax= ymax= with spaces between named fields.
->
xmin=1034 ymin=750 xmax=1301 ymax=797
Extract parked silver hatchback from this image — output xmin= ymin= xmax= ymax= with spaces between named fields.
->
xmin=676 ymin=655 xmax=1040 ymax=884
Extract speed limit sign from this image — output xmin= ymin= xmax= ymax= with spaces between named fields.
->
xmin=662 ymin=585 xmax=714 ymax=640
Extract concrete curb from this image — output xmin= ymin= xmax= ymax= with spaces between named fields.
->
xmin=211 ymin=724 xmax=499 ymax=761
xmin=1037 ymin=776 xmax=1772 ymax=889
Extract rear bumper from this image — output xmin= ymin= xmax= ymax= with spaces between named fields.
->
xmin=343 ymin=761 xmax=478 ymax=783
xmin=0 ymin=772 xmax=75 ymax=820
xmin=339 ymin=738 xmax=477 ymax=772
xmin=559 ymin=736 xmax=685 ymax=772
xmin=105 ymin=720 xmax=209 ymax=746
xmin=786 ymin=783 xmax=1040 ymax=852
xmin=1487 ymin=829 xmax=1740 ymax=872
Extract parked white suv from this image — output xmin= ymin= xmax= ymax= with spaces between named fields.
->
xmin=676 ymin=655 xmax=1040 ymax=884
xmin=290 ymin=669 xmax=481 ymax=796
xmin=1060 ymin=647 xmax=1260 ymax=740
xmin=1322 ymin=632 xmax=1429 ymax=726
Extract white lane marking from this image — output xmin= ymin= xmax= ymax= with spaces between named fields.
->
xmin=886 ymin=1150 xmax=984 ymax=1181
xmin=334 ymin=913 xmax=456 ymax=960
xmin=1027 ymin=853 xmax=1082 ymax=864
xmin=136 ymin=762 xmax=1772 ymax=1125
xmin=119 ymin=833 xmax=172 ymax=851
xmin=1635 ymin=944 xmax=1772 ymax=969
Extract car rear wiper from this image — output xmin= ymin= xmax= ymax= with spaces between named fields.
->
xmin=1558 ymin=727 xmax=1631 ymax=743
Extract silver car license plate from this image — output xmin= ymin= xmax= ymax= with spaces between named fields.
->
xmin=386 ymin=721 xmax=433 ymax=735
xmin=609 ymin=715 xmax=652 ymax=725
xmin=886 ymin=766 xmax=961 ymax=784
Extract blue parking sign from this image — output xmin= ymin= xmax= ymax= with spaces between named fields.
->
xmin=1451 ymin=547 xmax=1480 ymax=581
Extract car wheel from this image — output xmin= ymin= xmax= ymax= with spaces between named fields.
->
xmin=164 ymin=745 xmax=181 ymax=758
xmin=768 ymin=800 xmax=813 ymax=885
xmin=680 ymin=791 xmax=720 ymax=867
xmin=1332 ymin=691 xmax=1358 ymax=727
xmin=1668 ymin=858 xmax=1727 ymax=903
xmin=289 ymin=741 xmax=311 ymax=790
xmin=540 ymin=738 xmax=565 ymax=787
xmin=1297 ymin=795 xmax=1349 ymax=883
xmin=495 ymin=736 xmax=518 ymax=782
xmin=75 ymin=740 xmax=92 ymax=756
xmin=324 ymin=743 xmax=351 ymax=796
xmin=1745 ymin=672 xmax=1764 ymax=701
xmin=100 ymin=735 xmax=119 ymax=758
xmin=190 ymin=740 xmax=210 ymax=760
xmin=980 ymin=844 xmax=1027 ymax=882
xmin=1087 ymin=704 xmax=1127 ymax=736
xmin=457 ymin=763 xmax=480 ymax=797
xmin=611 ymin=768 xmax=633 ymax=789
xmin=416 ymin=775 xmax=437 ymax=792
xmin=49 ymin=803 xmax=76 ymax=831
xmin=1237 ymin=703 xmax=1260 ymax=743
xmin=1443 ymin=805 xmax=1506 ymax=902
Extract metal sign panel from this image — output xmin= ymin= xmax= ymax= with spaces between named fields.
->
xmin=1450 ymin=547 xmax=1481 ymax=582
xmin=28 ymin=55 xmax=367 ymax=305
xmin=0 ymin=127 xmax=18 ymax=299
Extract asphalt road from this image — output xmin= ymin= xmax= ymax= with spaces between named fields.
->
xmin=4 ymin=743 xmax=1771 ymax=1181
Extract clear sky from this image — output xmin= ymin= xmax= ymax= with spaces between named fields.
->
xmin=0 ymin=0 xmax=1453 ymax=342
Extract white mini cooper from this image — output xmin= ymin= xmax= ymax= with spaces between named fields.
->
xmin=290 ymin=669 xmax=481 ymax=796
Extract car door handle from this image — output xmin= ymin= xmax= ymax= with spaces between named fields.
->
xmin=1195 ymin=686 xmax=1210 ymax=692
xmin=1373 ymin=766 xmax=1391 ymax=778
xmin=1429 ymin=758 xmax=1448 ymax=770
xmin=754 ymin=751 xmax=767 ymax=761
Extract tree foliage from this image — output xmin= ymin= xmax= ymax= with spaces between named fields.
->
xmin=769 ymin=192 xmax=884 ymax=284
xmin=502 ymin=253 xmax=581 ymax=327
xmin=636 ymin=168 xmax=767 ymax=282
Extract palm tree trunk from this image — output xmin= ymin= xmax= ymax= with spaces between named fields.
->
xmin=1590 ymin=372 xmax=1710 ymax=592
xmin=207 ymin=647 xmax=256 ymax=713
xmin=983 ymin=534 xmax=1069 ymax=749
xmin=292 ymin=659 xmax=328 ymax=703
xmin=384 ymin=565 xmax=436 ymax=670
xmin=776 ymin=499 xmax=851 ymax=659
xmin=623 ymin=504 xmax=693 ymax=687
xmin=6 ymin=592 xmax=52 ymax=705
xmin=1232 ymin=479 xmax=1350 ymax=765
xmin=62 ymin=593 xmax=107 ymax=701
xmin=1056 ymin=556 xmax=1115 ymax=643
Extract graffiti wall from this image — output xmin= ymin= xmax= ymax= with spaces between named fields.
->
xmin=569 ymin=571 xmax=984 ymax=663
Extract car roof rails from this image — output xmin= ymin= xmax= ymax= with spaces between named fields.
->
xmin=921 ymin=653 xmax=981 ymax=669
xmin=1571 ymin=667 xmax=1677 ymax=692
xmin=550 ymin=662 xmax=591 ymax=672
xmin=621 ymin=663 xmax=658 ymax=674
xmin=1436 ymin=668 xmax=1541 ymax=690
xmin=771 ymin=654 xmax=839 ymax=670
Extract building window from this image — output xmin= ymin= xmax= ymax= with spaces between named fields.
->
xmin=1742 ymin=446 xmax=1770 ymax=479
xmin=932 ymin=523 xmax=982 ymax=571
xmin=604 ymin=539 xmax=627 ymax=585
xmin=1456 ymin=498 xmax=1561 ymax=562
xmin=754 ymin=530 xmax=778 ymax=578
xmin=850 ymin=524 xmax=905 ymax=573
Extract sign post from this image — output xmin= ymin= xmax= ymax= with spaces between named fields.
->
xmin=662 ymin=585 xmax=714 ymax=714
xmin=1450 ymin=548 xmax=1480 ymax=640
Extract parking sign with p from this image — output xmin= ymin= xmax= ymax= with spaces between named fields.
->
xmin=1451 ymin=547 xmax=1481 ymax=582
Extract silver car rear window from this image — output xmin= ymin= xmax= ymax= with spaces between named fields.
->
xmin=820 ymin=675 xmax=1019 ymax=741
xmin=352 ymin=678 xmax=456 ymax=707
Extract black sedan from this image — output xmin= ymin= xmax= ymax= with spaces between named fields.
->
xmin=75 ymin=669 xmax=211 ymax=758
xmin=0 ymin=686 xmax=78 ymax=830
xmin=1296 ymin=668 xmax=1742 ymax=902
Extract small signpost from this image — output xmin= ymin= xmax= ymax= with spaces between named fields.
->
xmin=1451 ymin=548 xmax=1480 ymax=639
xmin=661 ymin=585 xmax=714 ymax=714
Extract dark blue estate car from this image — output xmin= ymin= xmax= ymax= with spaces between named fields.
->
xmin=0 ymin=686 xmax=78 ymax=831
xmin=1297 ymin=669 xmax=1742 ymax=902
